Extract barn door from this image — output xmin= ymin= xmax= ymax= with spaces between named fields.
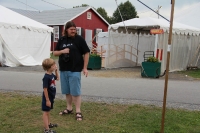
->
xmin=85 ymin=29 xmax=92 ymax=49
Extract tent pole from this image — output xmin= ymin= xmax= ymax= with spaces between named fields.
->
xmin=154 ymin=34 xmax=158 ymax=57
xmin=160 ymin=0 xmax=175 ymax=133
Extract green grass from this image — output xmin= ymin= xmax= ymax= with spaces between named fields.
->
xmin=179 ymin=69 xmax=200 ymax=78
xmin=1 ymin=92 xmax=200 ymax=133
xmin=50 ymin=52 xmax=58 ymax=60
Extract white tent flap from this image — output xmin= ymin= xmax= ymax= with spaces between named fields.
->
xmin=103 ymin=17 xmax=200 ymax=72
xmin=0 ymin=5 xmax=53 ymax=67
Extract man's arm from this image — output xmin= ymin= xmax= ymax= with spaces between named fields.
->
xmin=82 ymin=52 xmax=89 ymax=77
xmin=53 ymin=48 xmax=70 ymax=56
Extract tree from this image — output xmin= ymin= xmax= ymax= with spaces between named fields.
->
xmin=96 ymin=7 xmax=110 ymax=24
xmin=73 ymin=4 xmax=89 ymax=8
xmin=112 ymin=1 xmax=137 ymax=24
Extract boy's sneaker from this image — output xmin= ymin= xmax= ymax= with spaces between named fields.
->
xmin=44 ymin=129 xmax=56 ymax=133
xmin=49 ymin=123 xmax=58 ymax=128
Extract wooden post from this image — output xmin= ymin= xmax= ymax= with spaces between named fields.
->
xmin=116 ymin=45 xmax=118 ymax=60
xmin=100 ymin=46 xmax=103 ymax=57
xmin=160 ymin=0 xmax=175 ymax=133
xmin=131 ymin=46 xmax=132 ymax=61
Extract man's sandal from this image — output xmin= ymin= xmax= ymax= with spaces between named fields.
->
xmin=59 ymin=109 xmax=73 ymax=115
xmin=76 ymin=112 xmax=83 ymax=121
xmin=49 ymin=123 xmax=58 ymax=128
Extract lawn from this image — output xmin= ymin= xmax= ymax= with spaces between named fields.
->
xmin=179 ymin=69 xmax=200 ymax=79
xmin=50 ymin=52 xmax=58 ymax=60
xmin=1 ymin=92 xmax=200 ymax=133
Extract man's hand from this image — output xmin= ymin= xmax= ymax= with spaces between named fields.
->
xmin=62 ymin=48 xmax=70 ymax=54
xmin=83 ymin=68 xmax=88 ymax=77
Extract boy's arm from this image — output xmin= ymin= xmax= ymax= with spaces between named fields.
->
xmin=43 ymin=88 xmax=51 ymax=107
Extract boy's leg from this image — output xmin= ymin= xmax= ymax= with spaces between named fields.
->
xmin=48 ymin=111 xmax=50 ymax=126
xmin=43 ymin=111 xmax=50 ymax=130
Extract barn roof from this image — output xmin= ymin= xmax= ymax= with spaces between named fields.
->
xmin=10 ymin=6 xmax=109 ymax=26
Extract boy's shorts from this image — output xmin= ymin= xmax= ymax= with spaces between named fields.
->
xmin=42 ymin=96 xmax=54 ymax=111
xmin=60 ymin=71 xmax=81 ymax=96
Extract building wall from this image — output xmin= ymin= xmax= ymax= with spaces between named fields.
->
xmin=51 ymin=25 xmax=64 ymax=51
xmin=73 ymin=9 xmax=108 ymax=32
xmin=51 ymin=9 xmax=109 ymax=51
xmin=73 ymin=9 xmax=108 ymax=48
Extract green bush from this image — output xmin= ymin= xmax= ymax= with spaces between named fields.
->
xmin=90 ymin=53 xmax=100 ymax=57
xmin=147 ymin=56 xmax=159 ymax=63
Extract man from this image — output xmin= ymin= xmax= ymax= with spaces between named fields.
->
xmin=53 ymin=21 xmax=90 ymax=121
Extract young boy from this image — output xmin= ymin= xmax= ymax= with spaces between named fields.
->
xmin=42 ymin=58 xmax=59 ymax=133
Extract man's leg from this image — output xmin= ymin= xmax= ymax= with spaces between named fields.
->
xmin=72 ymin=95 xmax=81 ymax=113
xmin=72 ymin=95 xmax=83 ymax=120
xmin=66 ymin=94 xmax=73 ymax=110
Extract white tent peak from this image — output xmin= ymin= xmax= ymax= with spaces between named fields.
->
xmin=0 ymin=5 xmax=53 ymax=32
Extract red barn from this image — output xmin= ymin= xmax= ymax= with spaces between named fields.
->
xmin=10 ymin=6 xmax=109 ymax=51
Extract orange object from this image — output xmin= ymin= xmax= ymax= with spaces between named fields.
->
xmin=150 ymin=29 xmax=164 ymax=34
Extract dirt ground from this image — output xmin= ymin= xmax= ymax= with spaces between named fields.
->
xmin=0 ymin=65 xmax=195 ymax=80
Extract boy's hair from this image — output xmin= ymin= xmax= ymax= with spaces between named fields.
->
xmin=42 ymin=58 xmax=55 ymax=71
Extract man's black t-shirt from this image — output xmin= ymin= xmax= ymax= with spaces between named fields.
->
xmin=55 ymin=35 xmax=90 ymax=72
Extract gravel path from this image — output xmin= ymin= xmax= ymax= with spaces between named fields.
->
xmin=0 ymin=65 xmax=195 ymax=80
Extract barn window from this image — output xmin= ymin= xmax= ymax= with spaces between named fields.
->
xmin=53 ymin=26 xmax=59 ymax=42
xmin=76 ymin=27 xmax=82 ymax=35
xmin=94 ymin=28 xmax=102 ymax=43
xmin=87 ymin=12 xmax=92 ymax=19
xmin=96 ymin=28 xmax=102 ymax=34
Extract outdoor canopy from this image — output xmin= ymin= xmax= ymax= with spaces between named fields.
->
xmin=109 ymin=17 xmax=200 ymax=35
xmin=0 ymin=5 xmax=53 ymax=67
xmin=102 ymin=17 xmax=200 ymax=72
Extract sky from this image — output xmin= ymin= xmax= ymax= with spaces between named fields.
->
xmin=0 ymin=0 xmax=200 ymax=26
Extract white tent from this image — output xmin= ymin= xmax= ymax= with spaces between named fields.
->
xmin=0 ymin=5 xmax=53 ymax=67
xmin=103 ymin=17 xmax=200 ymax=72
xmin=175 ymin=2 xmax=200 ymax=29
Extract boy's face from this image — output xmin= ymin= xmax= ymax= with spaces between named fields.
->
xmin=49 ymin=63 xmax=57 ymax=72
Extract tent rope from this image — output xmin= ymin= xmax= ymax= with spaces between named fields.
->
xmin=114 ymin=0 xmax=128 ymax=33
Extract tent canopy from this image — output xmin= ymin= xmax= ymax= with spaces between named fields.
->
xmin=0 ymin=5 xmax=53 ymax=67
xmin=105 ymin=17 xmax=200 ymax=72
xmin=0 ymin=5 xmax=52 ymax=32
xmin=109 ymin=17 xmax=200 ymax=36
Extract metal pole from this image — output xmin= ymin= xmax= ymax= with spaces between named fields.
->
xmin=115 ymin=0 xmax=128 ymax=33
xmin=137 ymin=0 xmax=169 ymax=22
xmin=157 ymin=5 xmax=162 ymax=19
xmin=160 ymin=0 xmax=175 ymax=133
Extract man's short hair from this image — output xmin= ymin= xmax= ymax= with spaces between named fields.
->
xmin=42 ymin=58 xmax=55 ymax=71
